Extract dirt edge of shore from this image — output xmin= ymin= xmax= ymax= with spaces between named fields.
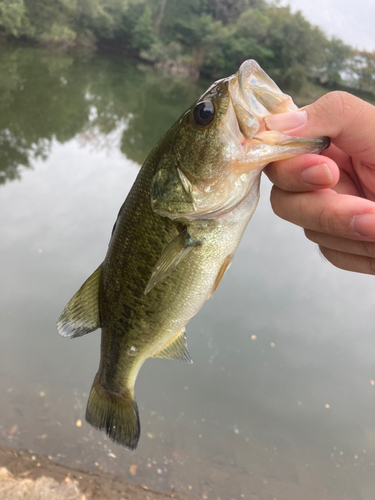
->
xmin=0 ymin=445 xmax=197 ymax=500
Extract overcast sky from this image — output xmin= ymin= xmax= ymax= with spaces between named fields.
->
xmin=279 ymin=0 xmax=375 ymax=51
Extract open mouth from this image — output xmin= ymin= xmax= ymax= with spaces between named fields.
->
xmin=230 ymin=60 xmax=329 ymax=156
xmin=238 ymin=59 xmax=297 ymax=119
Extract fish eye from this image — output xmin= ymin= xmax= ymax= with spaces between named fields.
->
xmin=193 ymin=100 xmax=215 ymax=127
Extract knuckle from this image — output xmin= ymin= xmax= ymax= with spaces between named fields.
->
xmin=324 ymin=92 xmax=347 ymax=115
xmin=315 ymin=196 xmax=343 ymax=236
xmin=304 ymin=228 xmax=319 ymax=243
xmin=312 ymin=91 xmax=351 ymax=123
xmin=317 ymin=203 xmax=334 ymax=234
xmin=318 ymin=246 xmax=351 ymax=273
xmin=318 ymin=246 xmax=349 ymax=273
xmin=360 ymin=240 xmax=375 ymax=258
xmin=369 ymin=257 xmax=375 ymax=275
xmin=269 ymin=186 xmax=283 ymax=217
xmin=318 ymin=245 xmax=334 ymax=264
xmin=320 ymin=245 xmax=375 ymax=276
xmin=264 ymin=163 xmax=278 ymax=185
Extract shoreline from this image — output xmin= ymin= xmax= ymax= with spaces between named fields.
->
xmin=0 ymin=445 xmax=196 ymax=500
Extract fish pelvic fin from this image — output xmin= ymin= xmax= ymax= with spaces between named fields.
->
xmin=57 ymin=264 xmax=102 ymax=339
xmin=208 ymin=254 xmax=233 ymax=299
xmin=85 ymin=375 xmax=140 ymax=451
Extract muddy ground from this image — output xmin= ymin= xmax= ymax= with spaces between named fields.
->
xmin=0 ymin=445 xmax=197 ymax=500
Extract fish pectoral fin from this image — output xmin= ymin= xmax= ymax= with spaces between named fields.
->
xmin=153 ymin=327 xmax=193 ymax=364
xmin=144 ymin=227 xmax=201 ymax=295
xmin=208 ymin=254 xmax=234 ymax=299
xmin=57 ymin=264 xmax=102 ymax=339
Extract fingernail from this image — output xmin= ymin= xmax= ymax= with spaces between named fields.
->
xmin=264 ymin=110 xmax=307 ymax=131
xmin=300 ymin=163 xmax=333 ymax=186
xmin=351 ymin=213 xmax=375 ymax=238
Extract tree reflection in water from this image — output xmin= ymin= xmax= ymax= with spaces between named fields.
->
xmin=0 ymin=45 xmax=204 ymax=184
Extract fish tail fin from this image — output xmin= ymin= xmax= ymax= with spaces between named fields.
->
xmin=85 ymin=375 xmax=140 ymax=451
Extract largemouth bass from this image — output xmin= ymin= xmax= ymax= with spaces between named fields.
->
xmin=58 ymin=60 xmax=329 ymax=450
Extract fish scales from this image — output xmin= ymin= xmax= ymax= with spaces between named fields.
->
xmin=58 ymin=60 xmax=329 ymax=449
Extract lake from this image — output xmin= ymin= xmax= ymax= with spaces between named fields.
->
xmin=1 ymin=45 xmax=375 ymax=500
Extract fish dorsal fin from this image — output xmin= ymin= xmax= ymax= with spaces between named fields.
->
xmin=154 ymin=328 xmax=193 ymax=363
xmin=57 ymin=264 xmax=102 ymax=339
xmin=144 ymin=227 xmax=201 ymax=295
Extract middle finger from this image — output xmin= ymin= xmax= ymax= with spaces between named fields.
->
xmin=270 ymin=187 xmax=375 ymax=241
xmin=305 ymin=229 xmax=375 ymax=258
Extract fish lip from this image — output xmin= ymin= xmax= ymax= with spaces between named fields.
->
xmin=283 ymin=135 xmax=330 ymax=151
xmin=237 ymin=59 xmax=297 ymax=116
xmin=253 ymin=133 xmax=330 ymax=151
xmin=237 ymin=60 xmax=259 ymax=107
xmin=322 ymin=136 xmax=330 ymax=151
xmin=230 ymin=59 xmax=299 ymax=141
xmin=231 ymin=60 xmax=330 ymax=155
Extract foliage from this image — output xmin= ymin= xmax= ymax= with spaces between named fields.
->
xmin=0 ymin=0 xmax=28 ymax=36
xmin=202 ymin=23 xmax=273 ymax=78
xmin=0 ymin=0 xmax=373 ymax=93
xmin=262 ymin=6 xmax=326 ymax=89
xmin=319 ymin=37 xmax=351 ymax=85
xmin=207 ymin=0 xmax=266 ymax=25
xmin=131 ymin=4 xmax=156 ymax=51
xmin=347 ymin=50 xmax=375 ymax=93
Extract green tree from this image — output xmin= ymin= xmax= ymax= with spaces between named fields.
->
xmin=347 ymin=50 xmax=375 ymax=92
xmin=22 ymin=0 xmax=77 ymax=44
xmin=320 ymin=37 xmax=351 ymax=85
xmin=0 ymin=0 xmax=370 ymax=95
xmin=131 ymin=3 xmax=156 ymax=51
xmin=264 ymin=5 xmax=327 ymax=89
xmin=235 ymin=8 xmax=270 ymax=44
xmin=156 ymin=0 xmax=212 ymax=48
xmin=208 ymin=0 xmax=266 ymax=24
xmin=0 ymin=0 xmax=28 ymax=36
xmin=74 ymin=0 xmax=131 ymax=43
xmin=202 ymin=18 xmax=273 ymax=77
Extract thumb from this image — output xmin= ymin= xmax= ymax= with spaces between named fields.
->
xmin=265 ymin=91 xmax=375 ymax=165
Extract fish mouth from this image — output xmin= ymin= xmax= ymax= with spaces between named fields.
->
xmin=174 ymin=61 xmax=330 ymax=221
xmin=228 ymin=60 xmax=330 ymax=165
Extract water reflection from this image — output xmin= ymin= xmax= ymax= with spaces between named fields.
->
xmin=1 ymin=46 xmax=375 ymax=500
xmin=0 ymin=46 xmax=203 ymax=184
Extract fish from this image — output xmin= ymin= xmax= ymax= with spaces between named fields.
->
xmin=57 ymin=60 xmax=329 ymax=450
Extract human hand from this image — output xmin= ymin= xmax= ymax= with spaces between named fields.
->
xmin=264 ymin=91 xmax=375 ymax=275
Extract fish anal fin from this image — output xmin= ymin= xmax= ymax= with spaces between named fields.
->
xmin=154 ymin=327 xmax=193 ymax=364
xmin=57 ymin=264 xmax=102 ymax=339
xmin=209 ymin=254 xmax=233 ymax=299
xmin=144 ymin=227 xmax=201 ymax=295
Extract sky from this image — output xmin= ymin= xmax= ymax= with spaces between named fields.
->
xmin=279 ymin=0 xmax=375 ymax=51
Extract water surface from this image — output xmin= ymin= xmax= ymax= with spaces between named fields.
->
xmin=1 ymin=46 xmax=375 ymax=500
